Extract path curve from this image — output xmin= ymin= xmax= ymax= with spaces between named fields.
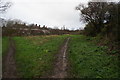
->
xmin=51 ymin=37 xmax=70 ymax=78
xmin=2 ymin=37 xmax=18 ymax=78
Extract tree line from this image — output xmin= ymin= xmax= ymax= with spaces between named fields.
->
xmin=76 ymin=1 xmax=120 ymax=42
xmin=2 ymin=19 xmax=78 ymax=36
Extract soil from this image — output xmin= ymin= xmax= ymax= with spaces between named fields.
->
xmin=2 ymin=37 xmax=18 ymax=78
xmin=51 ymin=37 xmax=70 ymax=78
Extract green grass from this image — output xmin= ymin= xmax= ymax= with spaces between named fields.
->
xmin=2 ymin=37 xmax=9 ymax=56
xmin=3 ymin=35 xmax=119 ymax=78
xmin=68 ymin=35 xmax=119 ymax=78
xmin=13 ymin=35 xmax=68 ymax=78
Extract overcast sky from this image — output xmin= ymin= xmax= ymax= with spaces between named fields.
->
xmin=0 ymin=0 xmax=90 ymax=30
xmin=0 ymin=0 xmax=118 ymax=30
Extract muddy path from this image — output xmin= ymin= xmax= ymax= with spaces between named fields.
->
xmin=2 ymin=37 xmax=18 ymax=78
xmin=51 ymin=37 xmax=70 ymax=78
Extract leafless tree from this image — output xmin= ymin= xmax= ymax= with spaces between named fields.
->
xmin=0 ymin=0 xmax=12 ymax=13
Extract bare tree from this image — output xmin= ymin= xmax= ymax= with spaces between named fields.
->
xmin=0 ymin=0 xmax=12 ymax=13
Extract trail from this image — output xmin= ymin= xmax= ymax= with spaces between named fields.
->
xmin=2 ymin=37 xmax=18 ymax=78
xmin=51 ymin=37 xmax=70 ymax=78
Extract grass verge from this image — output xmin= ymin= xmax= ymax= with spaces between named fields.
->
xmin=68 ymin=35 xmax=119 ymax=78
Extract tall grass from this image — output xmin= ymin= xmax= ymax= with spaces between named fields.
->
xmin=68 ymin=35 xmax=119 ymax=78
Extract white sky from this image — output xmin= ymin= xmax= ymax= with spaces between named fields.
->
xmin=0 ymin=0 xmax=118 ymax=30
xmin=1 ymin=0 xmax=90 ymax=30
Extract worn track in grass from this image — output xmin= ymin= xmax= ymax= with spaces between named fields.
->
xmin=51 ymin=37 xmax=70 ymax=78
xmin=2 ymin=37 xmax=18 ymax=78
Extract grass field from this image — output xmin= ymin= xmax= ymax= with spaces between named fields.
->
xmin=13 ymin=35 xmax=68 ymax=78
xmin=2 ymin=37 xmax=9 ymax=56
xmin=68 ymin=35 xmax=119 ymax=78
xmin=2 ymin=35 xmax=119 ymax=78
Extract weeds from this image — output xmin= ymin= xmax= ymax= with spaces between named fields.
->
xmin=68 ymin=35 xmax=119 ymax=78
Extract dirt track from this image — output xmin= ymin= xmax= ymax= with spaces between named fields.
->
xmin=51 ymin=37 xmax=70 ymax=78
xmin=2 ymin=37 xmax=70 ymax=78
xmin=2 ymin=37 xmax=18 ymax=78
